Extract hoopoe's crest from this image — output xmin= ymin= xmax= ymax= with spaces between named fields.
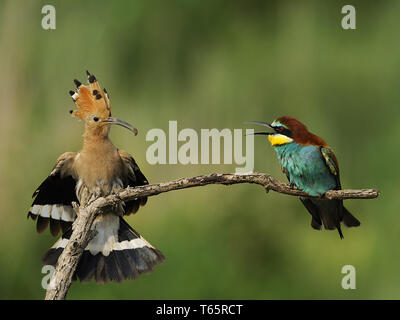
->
xmin=69 ymin=71 xmax=111 ymax=121
xmin=68 ymin=71 xmax=137 ymax=136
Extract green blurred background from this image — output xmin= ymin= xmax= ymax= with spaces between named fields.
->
xmin=0 ymin=0 xmax=398 ymax=299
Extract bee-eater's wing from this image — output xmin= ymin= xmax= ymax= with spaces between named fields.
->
xmin=28 ymin=152 xmax=79 ymax=236
xmin=320 ymin=146 xmax=360 ymax=229
xmin=320 ymin=146 xmax=341 ymax=189
xmin=118 ymin=150 xmax=149 ymax=215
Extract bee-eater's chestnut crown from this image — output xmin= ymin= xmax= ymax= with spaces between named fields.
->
xmin=247 ymin=116 xmax=327 ymax=147
xmin=271 ymin=116 xmax=327 ymax=146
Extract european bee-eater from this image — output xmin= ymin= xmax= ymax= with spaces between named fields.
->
xmin=28 ymin=71 xmax=164 ymax=283
xmin=249 ymin=116 xmax=360 ymax=238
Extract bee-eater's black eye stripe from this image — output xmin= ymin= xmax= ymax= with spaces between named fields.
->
xmin=282 ymin=128 xmax=293 ymax=138
xmin=274 ymin=126 xmax=292 ymax=138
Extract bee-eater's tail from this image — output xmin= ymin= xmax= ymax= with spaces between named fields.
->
xmin=42 ymin=215 xmax=165 ymax=283
xmin=342 ymin=206 xmax=361 ymax=228
xmin=300 ymin=197 xmax=360 ymax=239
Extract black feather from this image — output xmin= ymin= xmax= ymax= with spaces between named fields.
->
xmin=300 ymin=197 xmax=349 ymax=239
xmin=112 ymin=250 xmax=133 ymax=279
xmin=119 ymin=153 xmax=149 ymax=216
xmin=36 ymin=216 xmax=49 ymax=234
xmin=104 ymin=252 xmax=124 ymax=283
xmin=76 ymin=252 xmax=98 ymax=283
xmin=49 ymin=219 xmax=61 ymax=237
xmin=42 ymin=248 xmax=63 ymax=266
xmin=95 ymin=255 xmax=106 ymax=283
xmin=60 ymin=221 xmax=70 ymax=234
xmin=342 ymin=207 xmax=361 ymax=227
xmin=31 ymin=173 xmax=78 ymax=206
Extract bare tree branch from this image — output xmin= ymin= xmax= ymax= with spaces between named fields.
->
xmin=44 ymin=172 xmax=380 ymax=300
xmin=44 ymin=203 xmax=98 ymax=300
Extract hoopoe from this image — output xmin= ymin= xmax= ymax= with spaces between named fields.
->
xmin=28 ymin=71 xmax=164 ymax=283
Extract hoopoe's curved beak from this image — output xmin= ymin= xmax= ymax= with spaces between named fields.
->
xmin=245 ymin=121 xmax=274 ymax=136
xmin=102 ymin=117 xmax=138 ymax=136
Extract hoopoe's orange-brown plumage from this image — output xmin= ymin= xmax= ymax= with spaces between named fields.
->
xmin=28 ymin=71 xmax=164 ymax=283
xmin=70 ymin=72 xmax=111 ymax=120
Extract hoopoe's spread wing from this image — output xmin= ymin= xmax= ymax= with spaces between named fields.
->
xmin=118 ymin=150 xmax=149 ymax=215
xmin=28 ymin=152 xmax=79 ymax=236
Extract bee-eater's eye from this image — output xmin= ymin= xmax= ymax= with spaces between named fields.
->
xmin=93 ymin=116 xmax=99 ymax=122
xmin=276 ymin=126 xmax=284 ymax=132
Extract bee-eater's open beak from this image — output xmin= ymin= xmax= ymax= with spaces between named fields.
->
xmin=246 ymin=131 xmax=273 ymax=136
xmin=245 ymin=121 xmax=274 ymax=136
xmin=246 ymin=121 xmax=274 ymax=129
xmin=102 ymin=117 xmax=138 ymax=136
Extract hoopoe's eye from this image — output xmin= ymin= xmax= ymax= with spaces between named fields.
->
xmin=93 ymin=116 xmax=99 ymax=122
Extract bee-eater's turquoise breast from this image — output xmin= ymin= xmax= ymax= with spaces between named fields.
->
xmin=273 ymin=143 xmax=337 ymax=196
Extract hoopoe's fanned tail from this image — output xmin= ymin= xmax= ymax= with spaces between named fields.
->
xmin=42 ymin=215 xmax=164 ymax=283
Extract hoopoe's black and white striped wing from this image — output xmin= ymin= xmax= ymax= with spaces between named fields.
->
xmin=28 ymin=152 xmax=79 ymax=237
xmin=118 ymin=150 xmax=149 ymax=215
